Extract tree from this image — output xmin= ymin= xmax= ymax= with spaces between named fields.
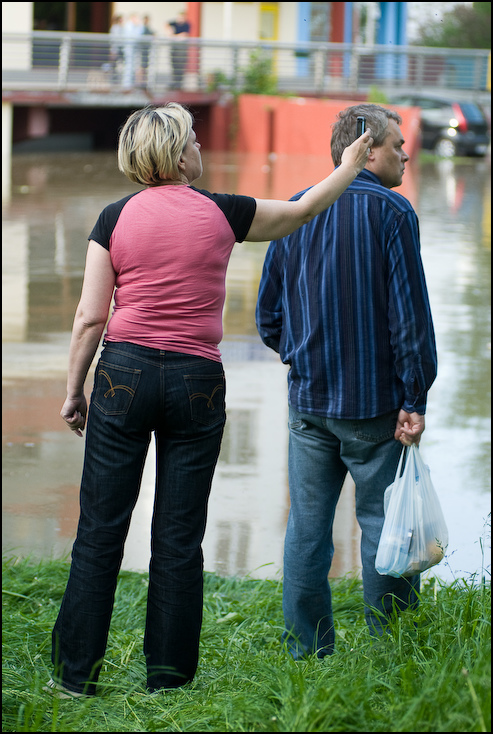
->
xmin=412 ymin=2 xmax=491 ymax=49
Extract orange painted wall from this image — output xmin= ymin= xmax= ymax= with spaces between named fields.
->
xmin=236 ymin=94 xmax=421 ymax=160
xmin=232 ymin=95 xmax=421 ymax=206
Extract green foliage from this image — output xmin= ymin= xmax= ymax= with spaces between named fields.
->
xmin=367 ymin=85 xmax=389 ymax=104
xmin=2 ymin=557 xmax=491 ymax=732
xmin=412 ymin=2 xmax=491 ymax=49
xmin=241 ymin=50 xmax=278 ymax=96
xmin=206 ymin=70 xmax=234 ymax=93
xmin=207 ymin=50 xmax=278 ymax=96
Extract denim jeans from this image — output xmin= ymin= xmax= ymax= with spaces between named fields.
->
xmin=51 ymin=342 xmax=226 ymax=694
xmin=283 ymin=407 xmax=420 ymax=659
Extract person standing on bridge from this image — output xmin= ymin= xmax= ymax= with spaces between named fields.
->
xmin=122 ymin=13 xmax=143 ymax=90
xmin=164 ymin=10 xmax=190 ymax=89
xmin=45 ymin=103 xmax=372 ymax=697
xmin=108 ymin=15 xmax=124 ymax=84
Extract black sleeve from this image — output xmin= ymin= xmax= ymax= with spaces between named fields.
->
xmin=191 ymin=188 xmax=257 ymax=243
xmin=88 ymin=193 xmax=140 ymax=250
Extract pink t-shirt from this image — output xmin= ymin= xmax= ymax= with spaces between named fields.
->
xmin=89 ymin=185 xmax=256 ymax=362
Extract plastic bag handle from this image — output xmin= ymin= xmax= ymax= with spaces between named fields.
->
xmin=395 ymin=445 xmax=407 ymax=483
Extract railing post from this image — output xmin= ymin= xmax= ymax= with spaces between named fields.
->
xmin=232 ymin=45 xmax=239 ymax=92
xmin=146 ymin=37 xmax=158 ymax=93
xmin=415 ymin=51 xmax=424 ymax=91
xmin=473 ymin=54 xmax=484 ymax=92
xmin=349 ymin=46 xmax=359 ymax=93
xmin=58 ymin=35 xmax=71 ymax=89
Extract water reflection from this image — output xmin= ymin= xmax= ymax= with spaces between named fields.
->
xmin=2 ymin=151 xmax=490 ymax=583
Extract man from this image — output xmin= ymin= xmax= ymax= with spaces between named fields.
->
xmin=164 ymin=10 xmax=190 ymax=89
xmin=256 ymin=104 xmax=437 ymax=658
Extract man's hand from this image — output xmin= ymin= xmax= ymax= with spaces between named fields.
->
xmin=394 ymin=410 xmax=425 ymax=446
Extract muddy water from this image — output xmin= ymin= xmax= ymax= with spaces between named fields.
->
xmin=2 ymin=151 xmax=491 ymax=583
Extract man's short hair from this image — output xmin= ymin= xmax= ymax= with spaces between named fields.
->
xmin=331 ymin=104 xmax=402 ymax=166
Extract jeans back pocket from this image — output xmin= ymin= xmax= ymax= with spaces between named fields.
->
xmin=352 ymin=409 xmax=399 ymax=443
xmin=184 ymin=373 xmax=226 ymax=426
xmin=93 ymin=361 xmax=141 ymax=416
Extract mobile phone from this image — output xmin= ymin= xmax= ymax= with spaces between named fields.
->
xmin=356 ymin=116 xmax=366 ymax=138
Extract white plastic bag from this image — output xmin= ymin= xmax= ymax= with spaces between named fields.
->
xmin=375 ymin=445 xmax=448 ymax=578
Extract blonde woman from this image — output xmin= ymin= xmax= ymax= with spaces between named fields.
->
xmin=47 ymin=103 xmax=372 ymax=697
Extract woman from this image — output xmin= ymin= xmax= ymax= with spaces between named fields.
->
xmin=47 ymin=103 xmax=372 ymax=697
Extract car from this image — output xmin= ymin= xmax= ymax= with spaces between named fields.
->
xmin=389 ymin=94 xmax=490 ymax=157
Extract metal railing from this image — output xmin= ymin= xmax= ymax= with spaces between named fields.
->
xmin=2 ymin=31 xmax=490 ymax=100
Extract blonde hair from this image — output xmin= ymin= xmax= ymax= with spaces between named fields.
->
xmin=117 ymin=103 xmax=194 ymax=185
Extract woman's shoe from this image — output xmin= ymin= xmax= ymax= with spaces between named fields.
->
xmin=43 ymin=678 xmax=88 ymax=699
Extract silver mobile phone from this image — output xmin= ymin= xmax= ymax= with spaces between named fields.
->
xmin=356 ymin=116 xmax=366 ymax=138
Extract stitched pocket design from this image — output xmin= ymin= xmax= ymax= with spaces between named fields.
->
xmin=184 ymin=374 xmax=226 ymax=426
xmin=93 ymin=362 xmax=141 ymax=416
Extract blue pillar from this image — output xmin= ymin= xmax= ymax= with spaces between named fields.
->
xmin=297 ymin=2 xmax=311 ymax=77
xmin=396 ymin=2 xmax=408 ymax=45
xmin=376 ymin=2 xmax=408 ymax=79
xmin=343 ymin=2 xmax=353 ymax=77
xmin=396 ymin=2 xmax=408 ymax=78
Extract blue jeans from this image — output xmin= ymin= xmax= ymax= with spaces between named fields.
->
xmin=283 ymin=407 xmax=419 ymax=659
xmin=51 ymin=342 xmax=226 ymax=694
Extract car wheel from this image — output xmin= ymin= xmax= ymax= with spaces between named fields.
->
xmin=433 ymin=137 xmax=457 ymax=158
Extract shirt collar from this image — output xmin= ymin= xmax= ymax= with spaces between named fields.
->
xmin=356 ymin=168 xmax=383 ymax=186
xmin=334 ymin=166 xmax=383 ymax=187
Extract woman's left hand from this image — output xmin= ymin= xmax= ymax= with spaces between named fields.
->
xmin=61 ymin=395 xmax=87 ymax=437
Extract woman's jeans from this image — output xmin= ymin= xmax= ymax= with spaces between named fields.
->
xmin=51 ymin=342 xmax=226 ymax=694
xmin=283 ymin=407 xmax=420 ymax=659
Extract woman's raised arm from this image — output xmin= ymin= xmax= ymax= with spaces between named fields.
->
xmin=245 ymin=129 xmax=372 ymax=242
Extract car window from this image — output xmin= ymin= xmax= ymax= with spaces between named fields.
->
xmin=459 ymin=103 xmax=485 ymax=122
xmin=393 ymin=97 xmax=413 ymax=106
xmin=419 ymin=100 xmax=450 ymax=111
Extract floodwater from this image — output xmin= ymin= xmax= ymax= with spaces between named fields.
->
xmin=2 ymin=149 xmax=491 ymax=584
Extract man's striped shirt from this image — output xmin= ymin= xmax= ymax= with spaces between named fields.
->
xmin=256 ymin=169 xmax=437 ymax=419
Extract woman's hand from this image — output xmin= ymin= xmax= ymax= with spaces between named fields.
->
xmin=61 ymin=394 xmax=87 ymax=437
xmin=340 ymin=129 xmax=374 ymax=175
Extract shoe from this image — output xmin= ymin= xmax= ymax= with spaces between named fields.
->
xmin=43 ymin=678 xmax=88 ymax=699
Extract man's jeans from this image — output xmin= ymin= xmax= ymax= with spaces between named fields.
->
xmin=283 ymin=406 xmax=419 ymax=659
xmin=51 ymin=342 xmax=226 ymax=694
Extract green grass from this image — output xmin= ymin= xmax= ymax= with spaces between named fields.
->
xmin=2 ymin=556 xmax=490 ymax=732
xmin=417 ymin=150 xmax=485 ymax=164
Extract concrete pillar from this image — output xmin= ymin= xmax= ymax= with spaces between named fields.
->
xmin=187 ymin=2 xmax=201 ymax=61
xmin=327 ymin=2 xmax=354 ymax=80
xmin=27 ymin=106 xmax=50 ymax=138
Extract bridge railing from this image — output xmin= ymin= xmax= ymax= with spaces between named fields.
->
xmin=2 ymin=31 xmax=490 ymax=99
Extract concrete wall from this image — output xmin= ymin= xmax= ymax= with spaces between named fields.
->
xmin=2 ymin=1 xmax=33 ymax=32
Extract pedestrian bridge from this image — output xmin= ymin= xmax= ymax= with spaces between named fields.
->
xmin=2 ymin=30 xmax=490 ymax=104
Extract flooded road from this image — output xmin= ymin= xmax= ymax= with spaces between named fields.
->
xmin=2 ymin=150 xmax=491 ymax=583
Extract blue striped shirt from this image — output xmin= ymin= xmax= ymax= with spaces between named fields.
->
xmin=255 ymin=169 xmax=437 ymax=419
